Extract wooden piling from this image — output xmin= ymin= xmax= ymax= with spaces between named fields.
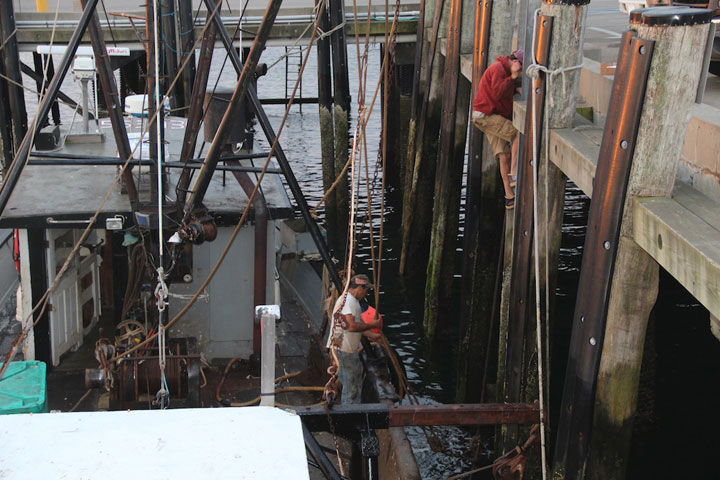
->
xmin=583 ymin=11 xmax=712 ymax=480
xmin=456 ymin=0 xmax=516 ymax=403
xmin=500 ymin=0 xmax=589 ymax=454
xmin=423 ymin=0 xmax=470 ymax=339
xmin=329 ymin=0 xmax=351 ymax=258
xmin=533 ymin=0 xmax=588 ymax=405
xmin=0 ymin=0 xmax=27 ymax=154
xmin=316 ymin=2 xmax=339 ymax=254
xmin=384 ymin=43 xmax=415 ymax=187
xmin=398 ymin=0 xmax=445 ymax=276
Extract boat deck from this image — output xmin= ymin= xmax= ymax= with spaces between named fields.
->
xmin=0 ymin=118 xmax=293 ymax=228
xmin=47 ymin=280 xmax=327 ymax=412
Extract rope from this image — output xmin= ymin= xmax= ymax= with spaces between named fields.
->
xmin=151 ymin=0 xmax=170 ymax=409
xmin=524 ymin=9 xmax=585 ymax=479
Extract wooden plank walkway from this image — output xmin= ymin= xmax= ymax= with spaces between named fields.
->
xmin=13 ymin=1 xmax=421 ymax=49
xmin=506 ymin=73 xmax=720 ymax=329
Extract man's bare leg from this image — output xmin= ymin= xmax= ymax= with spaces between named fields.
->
xmin=510 ymin=134 xmax=519 ymax=180
xmin=499 ymin=152 xmax=513 ymax=199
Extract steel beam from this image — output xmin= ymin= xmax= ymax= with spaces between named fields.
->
xmin=177 ymin=0 xmax=197 ymax=110
xmin=294 ymin=402 xmax=539 ymax=433
xmin=176 ymin=8 xmax=218 ymax=207
xmin=19 ymin=62 xmax=87 ymax=119
xmin=303 ymin=423 xmax=343 ymax=480
xmin=552 ymin=32 xmax=654 ymax=479
xmin=27 ymin=157 xmax=282 ymax=174
xmin=82 ymin=0 xmax=139 ymax=206
xmin=184 ymin=0 xmax=283 ymax=221
xmin=505 ymin=12 xmax=552 ymax=404
xmin=0 ymin=0 xmax=101 ymax=218
xmin=202 ymin=0 xmax=343 ymax=291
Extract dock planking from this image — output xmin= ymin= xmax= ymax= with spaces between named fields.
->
xmin=508 ymin=72 xmax=720 ymax=340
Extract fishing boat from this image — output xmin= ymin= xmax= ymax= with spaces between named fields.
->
xmin=0 ymin=1 xmax=424 ymax=478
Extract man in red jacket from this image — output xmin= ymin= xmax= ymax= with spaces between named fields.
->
xmin=471 ymin=49 xmax=523 ymax=209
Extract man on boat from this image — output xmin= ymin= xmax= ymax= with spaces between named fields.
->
xmin=327 ymin=274 xmax=382 ymax=404
xmin=471 ymin=49 xmax=523 ymax=209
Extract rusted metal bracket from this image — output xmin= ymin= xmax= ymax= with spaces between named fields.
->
xmin=295 ymin=402 xmax=540 ymax=435
xmin=505 ymin=12 xmax=553 ymax=405
xmin=551 ymin=32 xmax=654 ymax=480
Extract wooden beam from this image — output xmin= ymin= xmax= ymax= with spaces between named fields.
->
xmin=633 ymin=184 xmax=720 ymax=321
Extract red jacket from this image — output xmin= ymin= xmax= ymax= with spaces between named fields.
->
xmin=472 ymin=56 xmax=516 ymax=120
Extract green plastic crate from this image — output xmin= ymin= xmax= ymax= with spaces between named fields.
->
xmin=0 ymin=361 xmax=48 ymax=414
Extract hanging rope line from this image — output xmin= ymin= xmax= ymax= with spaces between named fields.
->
xmin=151 ymin=0 xmax=170 ymax=409
xmin=524 ymin=9 xmax=585 ymax=479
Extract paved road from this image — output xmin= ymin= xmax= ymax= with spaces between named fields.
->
xmin=583 ymin=0 xmax=720 ymax=107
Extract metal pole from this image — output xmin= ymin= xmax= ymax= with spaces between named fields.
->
xmin=81 ymin=79 xmax=90 ymax=133
xmin=176 ymin=8 xmax=218 ymax=207
xmin=82 ymin=0 xmax=139 ymax=206
xmin=0 ymin=62 xmax=14 ymax=168
xmin=0 ymin=0 xmax=102 ymax=218
xmin=177 ymin=0 xmax=197 ymax=110
xmin=162 ymin=0 xmax=180 ymax=110
xmin=202 ymin=0 xmax=343 ymax=291
xmin=302 ymin=423 xmax=343 ymax=480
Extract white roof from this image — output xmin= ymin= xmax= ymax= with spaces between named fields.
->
xmin=0 ymin=406 xmax=309 ymax=480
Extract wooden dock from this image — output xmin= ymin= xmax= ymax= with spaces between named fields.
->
xmin=12 ymin=1 xmax=421 ymax=49
xmin=509 ymin=59 xmax=720 ymax=329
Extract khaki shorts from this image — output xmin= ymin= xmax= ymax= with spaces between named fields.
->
xmin=472 ymin=111 xmax=517 ymax=157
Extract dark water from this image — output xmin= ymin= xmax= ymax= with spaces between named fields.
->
xmin=21 ymin=43 xmax=720 ymax=479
